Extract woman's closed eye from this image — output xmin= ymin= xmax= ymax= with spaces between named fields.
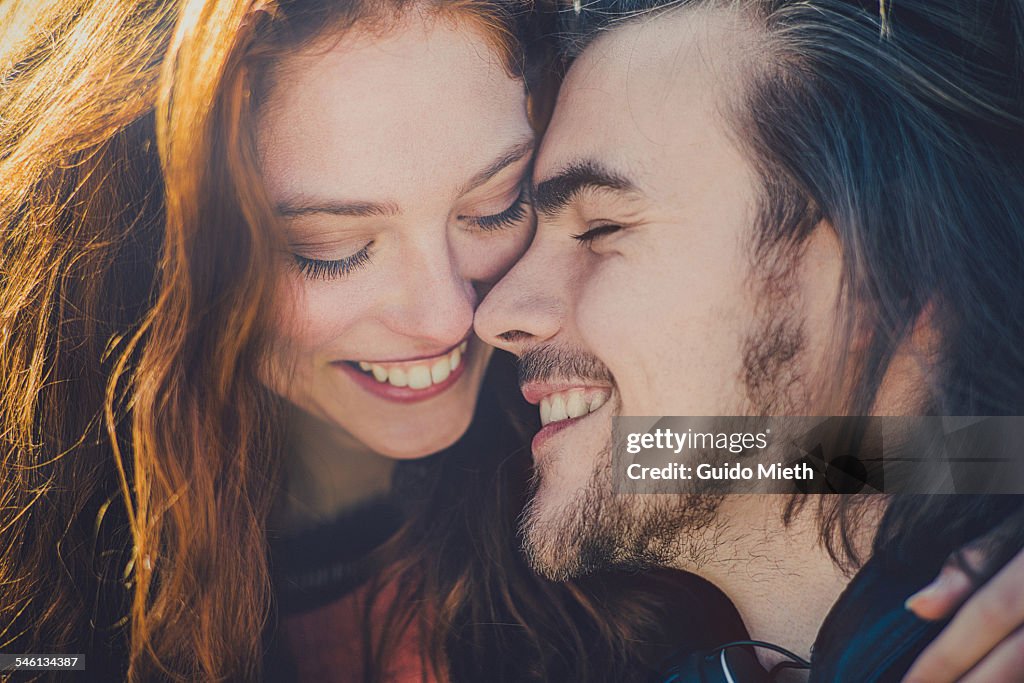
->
xmin=463 ymin=187 xmax=530 ymax=232
xmin=292 ymin=241 xmax=374 ymax=280
xmin=288 ymin=184 xmax=532 ymax=280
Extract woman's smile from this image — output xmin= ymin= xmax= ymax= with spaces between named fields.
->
xmin=334 ymin=339 xmax=470 ymax=403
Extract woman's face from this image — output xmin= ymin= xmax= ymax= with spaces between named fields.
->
xmin=257 ymin=13 xmax=533 ymax=459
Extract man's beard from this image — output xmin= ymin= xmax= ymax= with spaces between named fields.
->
xmin=516 ymin=304 xmax=808 ymax=581
xmin=518 ymin=434 xmax=726 ymax=581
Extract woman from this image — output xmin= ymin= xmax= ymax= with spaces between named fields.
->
xmin=0 ymin=0 xmax=736 ymax=680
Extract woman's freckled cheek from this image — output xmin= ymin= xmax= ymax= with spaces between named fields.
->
xmin=272 ymin=276 xmax=368 ymax=356
xmin=462 ymin=243 xmax=515 ymax=284
xmin=456 ymin=223 xmax=536 ymax=285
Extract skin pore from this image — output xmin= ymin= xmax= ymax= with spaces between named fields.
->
xmin=476 ymin=5 xmax=928 ymax=669
xmin=256 ymin=9 xmax=534 ymax=529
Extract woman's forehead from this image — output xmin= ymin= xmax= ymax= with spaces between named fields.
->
xmin=256 ymin=12 xmax=531 ymax=207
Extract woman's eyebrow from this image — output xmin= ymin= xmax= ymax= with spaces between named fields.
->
xmin=276 ymin=199 xmax=400 ymax=218
xmin=275 ymin=138 xmax=534 ymax=218
xmin=458 ymin=137 xmax=535 ymax=195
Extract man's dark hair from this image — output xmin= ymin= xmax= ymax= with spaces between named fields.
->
xmin=558 ymin=0 xmax=1024 ymax=573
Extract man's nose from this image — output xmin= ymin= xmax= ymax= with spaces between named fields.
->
xmin=474 ymin=242 xmax=564 ymax=357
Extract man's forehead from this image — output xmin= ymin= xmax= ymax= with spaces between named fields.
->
xmin=564 ymin=5 xmax=749 ymax=102
xmin=534 ymin=5 xmax=751 ymax=192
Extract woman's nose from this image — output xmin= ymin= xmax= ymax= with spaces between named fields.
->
xmin=382 ymin=241 xmax=477 ymax=346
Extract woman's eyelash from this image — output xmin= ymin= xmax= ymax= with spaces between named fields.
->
xmin=293 ymin=242 xmax=373 ymax=280
xmin=572 ymin=224 xmax=622 ymax=245
xmin=469 ymin=189 xmax=530 ymax=231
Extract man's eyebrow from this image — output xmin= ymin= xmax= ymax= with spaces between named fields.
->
xmin=531 ymin=160 xmax=638 ymax=217
xmin=459 ymin=137 xmax=535 ymax=195
xmin=276 ymin=198 xmax=400 ymax=219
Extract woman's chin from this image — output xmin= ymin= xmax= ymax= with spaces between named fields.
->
xmin=358 ymin=412 xmax=475 ymax=460
xmin=368 ymin=434 xmax=467 ymax=461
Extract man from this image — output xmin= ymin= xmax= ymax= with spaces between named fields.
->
xmin=476 ymin=0 xmax=1024 ymax=680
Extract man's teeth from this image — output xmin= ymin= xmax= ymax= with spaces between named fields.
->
xmin=356 ymin=342 xmax=467 ymax=390
xmin=539 ymin=389 xmax=609 ymax=427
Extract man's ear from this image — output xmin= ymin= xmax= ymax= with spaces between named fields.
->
xmin=872 ymin=299 xmax=942 ymax=415
xmin=905 ymin=298 xmax=942 ymax=356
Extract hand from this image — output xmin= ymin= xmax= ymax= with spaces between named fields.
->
xmin=903 ymin=539 xmax=1024 ymax=682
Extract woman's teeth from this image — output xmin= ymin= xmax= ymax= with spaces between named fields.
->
xmin=539 ymin=389 xmax=609 ymax=427
xmin=355 ymin=342 xmax=466 ymax=390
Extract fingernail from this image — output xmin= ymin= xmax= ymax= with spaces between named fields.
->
xmin=904 ymin=589 xmax=929 ymax=611
xmin=905 ymin=573 xmax=948 ymax=611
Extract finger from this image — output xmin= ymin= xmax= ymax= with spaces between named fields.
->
xmin=959 ymin=626 xmax=1024 ymax=683
xmin=902 ymin=548 xmax=1024 ymax=683
xmin=905 ymin=561 xmax=976 ymax=621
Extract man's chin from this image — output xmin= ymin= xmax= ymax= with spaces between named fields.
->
xmin=520 ymin=516 xmax=628 ymax=582
xmin=519 ymin=521 xmax=590 ymax=582
xmin=518 ymin=468 xmax=727 ymax=582
xmin=517 ymin=479 xmax=611 ymax=581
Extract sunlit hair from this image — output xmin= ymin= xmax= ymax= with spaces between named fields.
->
xmin=560 ymin=0 xmax=1024 ymax=569
xmin=1 ymin=0 xmax=308 ymax=678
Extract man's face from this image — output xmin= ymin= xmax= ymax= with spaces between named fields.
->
xmin=475 ymin=7 xmax=844 ymax=579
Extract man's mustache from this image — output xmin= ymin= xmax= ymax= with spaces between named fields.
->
xmin=516 ymin=344 xmax=614 ymax=387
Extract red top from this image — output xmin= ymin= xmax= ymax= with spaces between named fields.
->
xmin=269 ymin=499 xmax=432 ymax=681
xmin=281 ymin=579 xmax=437 ymax=683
